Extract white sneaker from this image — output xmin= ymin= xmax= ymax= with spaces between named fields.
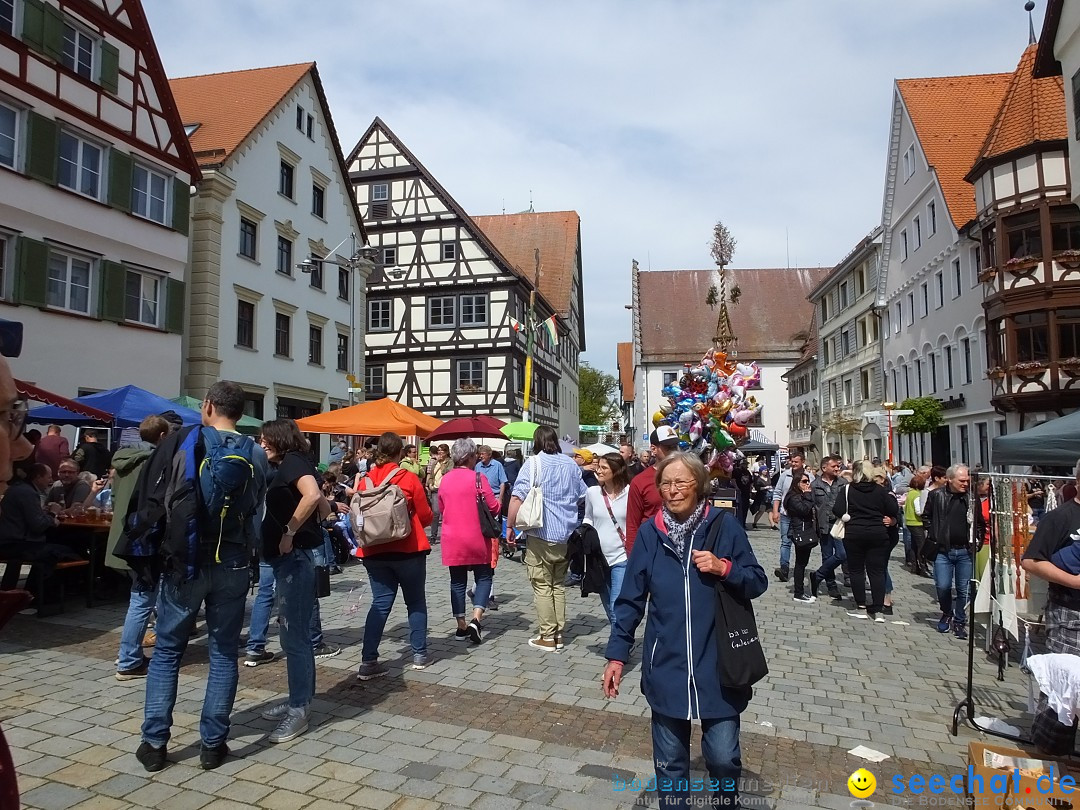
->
xmin=792 ymin=594 xmax=816 ymax=603
xmin=268 ymin=706 xmax=309 ymax=743
xmin=847 ymin=609 xmax=869 ymax=619
xmin=873 ymin=614 xmax=886 ymax=623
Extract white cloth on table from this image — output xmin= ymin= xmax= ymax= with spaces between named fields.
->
xmin=1026 ymin=653 xmax=1080 ymax=725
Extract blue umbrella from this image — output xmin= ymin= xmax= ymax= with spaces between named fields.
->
xmin=28 ymin=385 xmax=202 ymax=428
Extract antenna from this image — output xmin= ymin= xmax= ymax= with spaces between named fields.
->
xmin=1026 ymin=0 xmax=1037 ymax=45
xmin=786 ymin=228 xmax=790 ymax=269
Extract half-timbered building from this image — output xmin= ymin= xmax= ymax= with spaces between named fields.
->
xmin=348 ymin=118 xmax=583 ymax=431
xmin=0 ymin=0 xmax=198 ymax=395
xmin=170 ymin=63 xmax=366 ymax=459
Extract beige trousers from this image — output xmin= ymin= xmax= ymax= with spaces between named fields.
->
xmin=524 ymin=535 xmax=569 ymax=638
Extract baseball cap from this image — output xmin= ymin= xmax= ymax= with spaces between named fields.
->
xmin=650 ymin=425 xmax=680 ymax=448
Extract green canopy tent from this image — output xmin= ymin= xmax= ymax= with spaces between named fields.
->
xmin=172 ymin=396 xmax=263 ymax=435
xmin=991 ymin=409 xmax=1080 ymax=467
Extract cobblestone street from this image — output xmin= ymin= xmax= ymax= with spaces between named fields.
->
xmin=1 ymin=529 xmax=1034 ymax=809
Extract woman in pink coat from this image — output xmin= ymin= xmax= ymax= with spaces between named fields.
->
xmin=437 ymin=438 xmax=500 ymax=644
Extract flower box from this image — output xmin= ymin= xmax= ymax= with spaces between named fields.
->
xmin=1010 ymin=361 xmax=1049 ymax=374
xmin=1003 ymin=256 xmax=1040 ymax=273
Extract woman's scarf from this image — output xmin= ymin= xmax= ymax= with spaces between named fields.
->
xmin=662 ymin=499 xmax=707 ymax=559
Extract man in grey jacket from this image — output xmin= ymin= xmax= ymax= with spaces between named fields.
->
xmin=771 ymin=453 xmax=811 ymax=581
xmin=809 ymin=455 xmax=845 ymax=599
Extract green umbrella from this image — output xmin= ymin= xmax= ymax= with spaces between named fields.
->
xmin=500 ymin=420 xmax=542 ymax=441
xmin=172 ymin=396 xmax=263 ymax=435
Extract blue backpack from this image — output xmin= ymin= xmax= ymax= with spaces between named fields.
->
xmin=198 ymin=428 xmax=257 ymax=561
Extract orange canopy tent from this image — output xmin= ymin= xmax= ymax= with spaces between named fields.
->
xmin=294 ymin=398 xmax=442 ymax=438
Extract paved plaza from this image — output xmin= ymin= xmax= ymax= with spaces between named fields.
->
xmin=1 ymin=529 xmax=1034 ymax=809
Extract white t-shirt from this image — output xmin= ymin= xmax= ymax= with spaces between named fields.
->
xmin=583 ymin=485 xmax=629 ymax=567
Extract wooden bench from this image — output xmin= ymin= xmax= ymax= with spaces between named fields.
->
xmin=0 ymin=558 xmax=90 ymax=616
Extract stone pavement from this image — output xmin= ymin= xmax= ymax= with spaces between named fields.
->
xmin=0 ymin=527 xmax=1036 ymax=809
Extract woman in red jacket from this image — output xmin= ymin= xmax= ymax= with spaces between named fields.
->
xmin=355 ymin=432 xmax=433 ymax=680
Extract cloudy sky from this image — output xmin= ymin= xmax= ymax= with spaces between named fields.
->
xmin=144 ymin=1 xmax=1045 ymax=377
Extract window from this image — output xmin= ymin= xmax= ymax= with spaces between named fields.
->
xmin=914 ymin=215 xmax=922 ymax=249
xmin=952 ymin=258 xmax=962 ymax=299
xmin=236 ymin=300 xmax=254 ymax=348
xmin=372 ymin=183 xmax=389 ymax=201
xmin=457 ymin=359 xmax=484 ymax=392
xmin=306 ymin=114 xmax=313 ymax=139
xmin=959 ymin=425 xmax=970 ymax=465
xmin=903 ymin=144 xmax=916 ymax=179
xmin=843 ymin=379 xmax=853 ymax=406
xmin=62 ymin=23 xmax=95 ymax=80
xmin=1005 ymin=210 xmax=1042 ymax=259
xmin=311 ymin=184 xmax=324 ymax=218
xmin=928 ymin=200 xmax=937 ymax=236
xmin=945 ymin=345 xmax=954 ymax=389
xmin=839 ymin=281 xmax=849 ymax=309
xmin=124 ymin=269 xmax=160 ymax=326
xmin=971 ymin=246 xmax=982 ymax=287
xmin=240 ymin=218 xmax=257 ymax=260
xmin=308 ymin=325 xmax=322 ymax=365
xmin=0 ymin=101 xmax=19 ymax=169
xmin=1058 ymin=309 xmax=1080 ymax=357
xmin=919 ymin=282 xmax=928 ymax=317
xmin=460 ymin=294 xmax=487 ymax=326
xmin=663 ymin=371 xmax=678 ymax=387
xmin=906 ymin=292 xmax=914 ymax=325
xmin=279 ymin=161 xmax=294 ymax=199
xmin=1051 ymin=206 xmax=1080 ymax=253
xmin=58 ymin=130 xmax=103 ymax=200
xmin=365 ymin=365 xmax=386 ymax=397
xmin=296 ymin=105 xmax=304 ymax=131
xmin=934 ymin=271 xmax=944 ymax=309
xmin=1074 ymin=69 xmax=1080 ymax=139
xmin=823 ymin=339 xmax=830 ymax=365
xmin=132 ymin=164 xmax=169 ymax=224
xmin=382 ymin=246 xmax=397 ymax=266
xmin=840 ymin=331 xmax=850 ymax=357
xmin=274 ymin=313 xmax=290 ymax=357
xmin=904 ymin=364 xmax=911 ymax=398
xmin=338 ymin=267 xmax=349 ymax=301
xmin=441 ymin=242 xmax=457 ymax=262
xmin=336 ymin=333 xmax=348 ymax=371
xmin=854 ymin=266 xmax=866 ymax=297
xmin=0 ymin=0 xmax=13 ymax=36
xmin=977 ymin=422 xmax=989 ymax=469
xmin=858 ymin=320 xmax=867 ymax=349
xmin=929 ymin=352 xmax=937 ymax=393
xmin=860 ymin=369 xmax=871 ymax=401
xmin=891 ymin=369 xmax=899 ymax=401
xmin=900 ymin=229 xmax=909 ymax=261
xmin=820 ymin=297 xmax=829 ymax=322
xmin=893 ymin=302 xmax=901 ymax=334
xmin=997 ymin=419 xmax=1007 ymax=437
xmin=47 ymin=252 xmax=93 ymax=314
xmin=962 ymin=337 xmax=972 ymax=383
xmin=307 ymin=259 xmax=322 ymax=290
xmin=914 ymin=358 xmax=923 ymax=397
xmin=883 ymin=309 xmax=891 ymax=337
xmin=1015 ymin=312 xmax=1049 ymax=362
xmin=276 ymin=236 xmax=292 ymax=276
xmin=428 ymin=295 xmax=455 ymax=328
xmin=368 ymin=299 xmax=392 ymax=331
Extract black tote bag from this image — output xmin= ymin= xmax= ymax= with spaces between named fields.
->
xmin=707 ymin=514 xmax=768 ymax=688
xmin=475 ymin=474 xmax=502 ymax=539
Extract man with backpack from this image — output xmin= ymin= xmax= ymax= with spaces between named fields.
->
xmin=133 ymin=381 xmax=266 ymax=773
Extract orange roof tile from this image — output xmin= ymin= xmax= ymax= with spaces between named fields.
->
xmin=472 ymin=212 xmax=580 ymax=317
xmin=617 ymin=341 xmax=634 ymax=403
xmin=972 ymin=44 xmax=1067 ymax=172
xmin=170 ymin=63 xmax=312 ymax=168
xmin=898 ymin=72 xmax=1012 ymax=229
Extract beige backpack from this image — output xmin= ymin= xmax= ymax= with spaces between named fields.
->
xmin=350 ymin=469 xmax=412 ymax=547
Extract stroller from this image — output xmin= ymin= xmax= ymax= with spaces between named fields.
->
xmin=500 ymin=521 xmax=526 ymax=564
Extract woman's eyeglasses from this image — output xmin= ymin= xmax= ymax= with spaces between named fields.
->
xmin=659 ymin=480 xmax=694 ymax=493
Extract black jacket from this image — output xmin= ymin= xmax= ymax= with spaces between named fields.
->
xmin=924 ymin=486 xmax=983 ymax=549
xmin=784 ymin=491 xmax=817 ymax=544
xmin=567 ymin=523 xmax=608 ymax=597
xmin=0 ymin=480 xmax=54 ymax=544
xmin=833 ymin=481 xmax=897 ymax=543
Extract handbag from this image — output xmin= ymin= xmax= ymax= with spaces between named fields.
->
xmin=829 ymin=486 xmax=849 ymax=540
xmin=601 ymin=489 xmax=627 ymax=549
xmin=514 ymin=455 xmax=544 ymax=530
xmin=475 ymin=473 xmax=501 ymax=539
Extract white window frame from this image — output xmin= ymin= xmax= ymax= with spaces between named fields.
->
xmin=58 ymin=128 xmax=104 ymax=201
xmin=900 ymin=229 xmax=909 ymax=261
xmin=459 ymin=293 xmax=487 ymax=326
xmin=928 ymin=200 xmax=937 ymax=236
xmin=970 ymin=246 xmax=981 ymax=287
xmin=382 ymin=246 xmax=397 ymax=266
xmin=62 ymin=20 xmax=96 ymax=81
xmin=952 ymin=258 xmax=962 ymax=299
xmin=441 ymin=242 xmax=457 ymax=262
xmin=906 ymin=292 xmax=915 ymax=325
xmin=919 ymin=282 xmax=928 ymax=318
xmin=124 ymin=267 xmax=163 ymax=327
xmin=365 ymin=364 xmax=386 ymax=395
xmin=934 ymin=270 xmax=944 ymax=309
xmin=311 ymin=183 xmax=325 ymax=218
xmin=903 ymin=144 xmax=916 ymax=180
xmin=456 ymin=359 xmax=485 ymax=393
xmin=428 ymin=295 xmax=455 ymax=329
xmin=0 ymin=0 xmax=15 ymax=37
xmin=893 ymin=302 xmax=901 ymax=334
xmin=296 ymin=105 xmax=305 ymax=132
xmin=368 ymin=298 xmax=392 ymax=332
xmin=47 ymin=248 xmax=96 ymax=316
xmin=132 ymin=162 xmax=171 ymax=225
xmin=0 ymin=99 xmax=21 ymax=171
xmin=372 ymin=183 xmax=389 ymax=202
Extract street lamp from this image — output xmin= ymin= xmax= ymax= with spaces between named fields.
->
xmin=296 ymin=233 xmax=378 ymax=405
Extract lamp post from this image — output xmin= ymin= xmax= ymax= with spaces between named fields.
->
xmin=297 ymin=233 xmax=378 ymax=406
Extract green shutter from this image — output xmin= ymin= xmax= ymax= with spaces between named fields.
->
xmin=41 ymin=2 xmax=64 ymax=62
xmin=171 ymin=177 xmax=190 ymax=235
xmin=25 ymin=111 xmax=58 ymax=185
xmin=14 ymin=237 xmax=49 ymax=308
xmin=108 ymin=150 xmax=132 ymax=212
xmin=99 ymin=261 xmax=126 ymax=323
xmin=21 ymin=0 xmax=45 ymax=53
xmin=99 ymin=42 xmax=119 ymax=94
xmin=165 ymin=278 xmax=185 ymax=333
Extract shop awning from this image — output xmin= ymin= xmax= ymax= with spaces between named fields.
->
xmin=16 ymin=379 xmax=114 ymax=424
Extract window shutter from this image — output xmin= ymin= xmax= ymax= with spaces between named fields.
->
xmin=99 ymin=261 xmax=126 ymax=323
xmin=25 ymin=112 xmax=58 ymax=185
xmin=99 ymin=42 xmax=119 ymax=94
xmin=21 ymin=0 xmax=45 ymax=52
xmin=14 ymin=236 xmax=49 ymax=308
xmin=107 ymin=150 xmax=132 ymax=212
xmin=171 ymin=177 xmax=189 ymax=235
xmin=41 ymin=2 xmax=64 ymax=62
xmin=165 ymin=278 xmax=185 ymax=333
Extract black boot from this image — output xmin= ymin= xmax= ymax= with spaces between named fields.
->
xmin=774 ymin=566 xmax=789 ymax=582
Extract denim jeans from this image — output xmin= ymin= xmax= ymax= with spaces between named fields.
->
xmin=449 ymin=564 xmax=492 ymax=617
xmin=362 ymin=554 xmax=428 ymax=661
xmin=270 ymin=548 xmax=317 ymax=709
xmin=651 ymin=711 xmax=741 ymax=808
xmin=248 ymin=559 xmax=325 ymax=654
xmin=597 ymin=562 xmax=628 ymax=628
xmin=117 ymin=573 xmax=159 ymax=671
xmin=934 ymin=547 xmax=973 ymax=626
xmin=778 ymin=515 xmax=791 ymax=569
xmin=815 ymin=534 xmax=847 ymax=584
xmin=142 ymin=551 xmax=250 ymax=748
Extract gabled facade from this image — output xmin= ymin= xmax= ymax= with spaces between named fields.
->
xmin=616 ymin=340 xmax=636 ymax=446
xmin=0 ymin=0 xmax=198 ymax=395
xmin=1035 ymin=0 xmax=1080 ymax=206
xmin=347 ymin=118 xmax=582 ymax=430
xmin=879 ymin=72 xmax=1011 ymax=469
xmin=782 ymin=340 xmax=819 ymax=464
xmin=170 ymin=63 xmax=366 ymax=458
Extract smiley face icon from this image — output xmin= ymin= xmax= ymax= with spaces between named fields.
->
xmin=848 ymin=768 xmax=876 ymax=799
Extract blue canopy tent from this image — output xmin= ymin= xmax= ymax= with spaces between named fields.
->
xmin=27 ymin=385 xmax=202 ymax=428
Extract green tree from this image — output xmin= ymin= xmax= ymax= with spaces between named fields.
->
xmin=578 ymin=363 xmax=619 ymax=426
xmin=895 ymin=397 xmax=944 ymax=434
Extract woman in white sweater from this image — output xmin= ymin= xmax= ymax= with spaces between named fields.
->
xmin=583 ymin=452 xmax=631 ymax=630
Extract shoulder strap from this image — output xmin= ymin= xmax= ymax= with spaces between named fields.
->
xmin=601 ymin=488 xmax=626 ymax=543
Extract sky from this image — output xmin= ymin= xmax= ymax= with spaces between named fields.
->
xmin=143 ymin=0 xmax=1047 ymax=380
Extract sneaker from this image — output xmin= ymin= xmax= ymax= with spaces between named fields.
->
xmin=882 ymin=605 xmax=894 ymax=616
xmin=411 ymin=653 xmax=433 ymax=669
xmin=454 ymin=628 xmax=470 ymax=642
xmin=467 ymin=619 xmax=482 ymax=645
xmin=136 ymin=741 xmax=167 ymax=772
xmin=937 ymin=614 xmax=952 ymax=633
xmin=954 ymin=623 xmax=968 ymax=640
xmin=313 ymin=643 xmax=340 ymax=660
xmin=528 ymin=636 xmax=558 ymax=651
xmin=555 ymin=632 xmax=565 ymax=650
xmin=244 ymin=649 xmax=276 ymax=668
xmin=847 ymin=608 xmax=869 ymax=619
xmin=827 ymin=586 xmax=843 ymax=600
xmin=774 ymin=567 xmax=789 ymax=582
xmin=809 ymin=572 xmax=822 ymax=598
xmin=268 ymin=707 xmax=309 ymax=744
xmin=843 ymin=575 xmax=852 ymax=588
xmin=793 ymin=594 xmax=816 ymax=604
xmin=356 ymin=660 xmax=389 ymax=680
xmin=873 ymin=614 xmax=886 ymax=624
xmin=116 ymin=658 xmax=149 ymax=681
xmin=260 ymin=701 xmax=290 ymax=721
xmin=141 ymin=630 xmax=156 ymax=647
xmin=487 ymin=595 xmax=499 ymax=611
xmin=199 ymin=742 xmax=228 ymax=770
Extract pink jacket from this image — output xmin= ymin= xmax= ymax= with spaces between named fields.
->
xmin=437 ymin=467 xmax=500 ymax=567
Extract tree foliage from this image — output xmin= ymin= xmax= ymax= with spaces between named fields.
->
xmin=578 ymin=362 xmax=619 ymax=426
xmin=709 ymin=221 xmax=737 ymax=269
xmin=821 ymin=412 xmax=863 ymax=441
xmin=895 ymin=397 xmax=944 ymax=435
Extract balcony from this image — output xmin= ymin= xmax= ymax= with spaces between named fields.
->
xmin=988 ymin=359 xmax=1080 ymax=412
xmin=789 ymin=427 xmax=814 ymax=443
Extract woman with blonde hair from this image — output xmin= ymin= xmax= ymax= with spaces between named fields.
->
xmin=833 ymin=460 xmax=898 ymax=622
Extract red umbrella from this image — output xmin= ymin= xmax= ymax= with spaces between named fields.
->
xmin=425 ymin=415 xmax=507 ymax=441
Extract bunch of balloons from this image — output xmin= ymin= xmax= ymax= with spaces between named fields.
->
xmin=652 ymin=348 xmax=763 ymax=479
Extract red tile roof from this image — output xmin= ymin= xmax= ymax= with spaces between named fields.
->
xmin=637 ymin=268 xmax=829 ymax=363
xmin=472 ymin=212 xmax=580 ymax=317
xmin=897 ymin=73 xmax=1012 ymax=229
xmin=617 ymin=341 xmax=634 ymax=403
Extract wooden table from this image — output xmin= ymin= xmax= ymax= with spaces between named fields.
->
xmin=50 ymin=519 xmax=112 ymax=607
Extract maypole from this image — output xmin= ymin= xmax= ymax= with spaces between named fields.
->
xmin=520 ymin=249 xmax=543 ymax=422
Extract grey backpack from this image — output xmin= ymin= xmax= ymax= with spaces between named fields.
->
xmin=349 ymin=469 xmax=412 ymax=547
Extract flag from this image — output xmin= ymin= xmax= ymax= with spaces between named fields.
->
xmin=541 ymin=315 xmax=559 ymax=345
xmin=509 ymin=316 xmax=524 ymax=333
